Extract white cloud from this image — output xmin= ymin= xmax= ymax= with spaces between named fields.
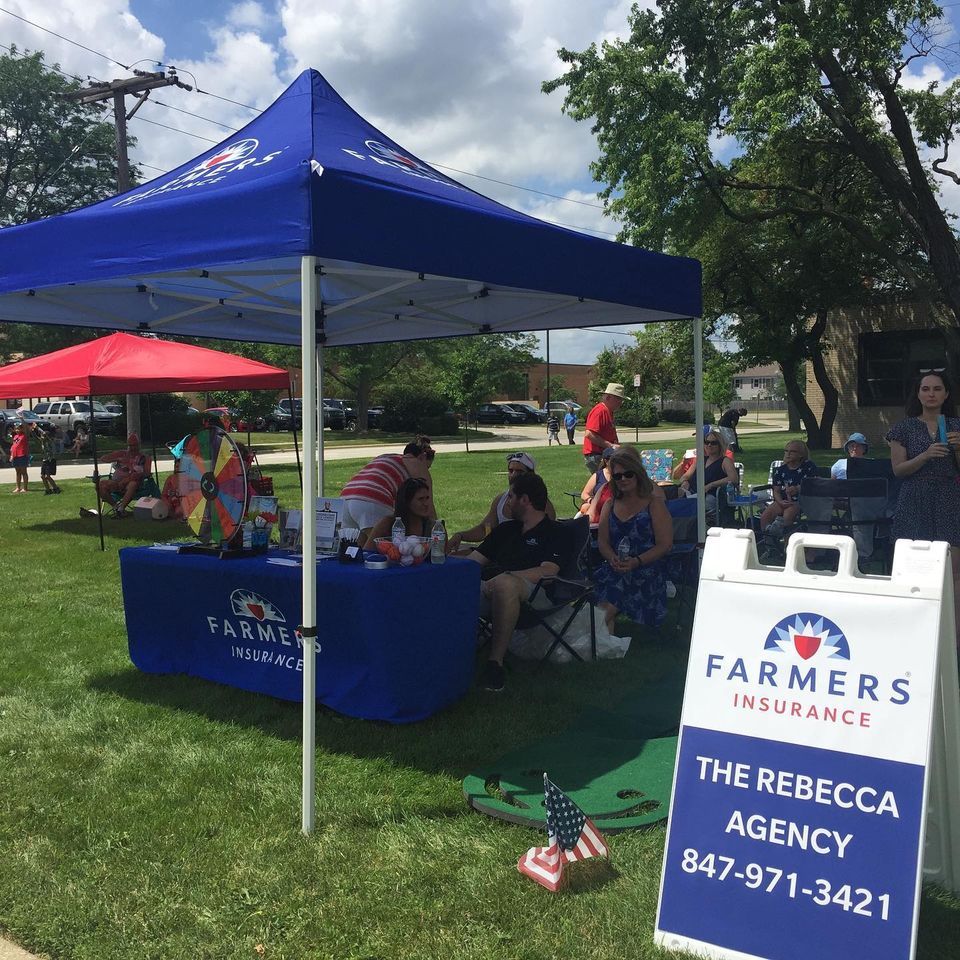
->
xmin=227 ymin=2 xmax=271 ymax=30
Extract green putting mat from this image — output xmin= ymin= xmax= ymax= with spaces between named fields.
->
xmin=463 ymin=670 xmax=685 ymax=833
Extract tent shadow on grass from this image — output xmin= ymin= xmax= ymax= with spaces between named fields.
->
xmin=25 ymin=517 xmax=180 ymax=542
xmin=85 ymin=641 xmax=688 ymax=785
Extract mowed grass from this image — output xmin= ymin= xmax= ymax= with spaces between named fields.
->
xmin=0 ymin=439 xmax=958 ymax=960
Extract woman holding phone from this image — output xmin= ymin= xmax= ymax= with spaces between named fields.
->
xmin=887 ymin=370 xmax=960 ymax=638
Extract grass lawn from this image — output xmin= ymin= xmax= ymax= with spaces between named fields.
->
xmin=1 ymin=443 xmax=957 ymax=960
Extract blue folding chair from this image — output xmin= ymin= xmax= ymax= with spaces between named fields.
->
xmin=663 ymin=497 xmax=700 ymax=636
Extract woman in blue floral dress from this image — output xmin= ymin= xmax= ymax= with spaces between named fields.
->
xmin=594 ymin=446 xmax=674 ymax=631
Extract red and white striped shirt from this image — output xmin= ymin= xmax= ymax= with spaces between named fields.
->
xmin=341 ymin=454 xmax=410 ymax=508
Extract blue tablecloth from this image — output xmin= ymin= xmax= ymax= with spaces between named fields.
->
xmin=119 ymin=548 xmax=481 ymax=723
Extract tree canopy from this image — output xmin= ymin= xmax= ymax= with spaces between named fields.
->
xmin=544 ymin=1 xmax=960 ymax=319
xmin=0 ymin=47 xmax=125 ymax=226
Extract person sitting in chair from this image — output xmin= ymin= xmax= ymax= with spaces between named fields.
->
xmin=467 ymin=472 xmax=564 ymax=693
xmin=830 ymin=432 xmax=869 ymax=480
xmin=448 ymin=451 xmax=555 ymax=553
xmin=98 ymin=432 xmax=148 ymax=517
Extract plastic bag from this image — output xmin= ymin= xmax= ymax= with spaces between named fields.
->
xmin=509 ymin=602 xmax=631 ymax=663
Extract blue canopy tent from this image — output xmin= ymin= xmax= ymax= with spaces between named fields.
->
xmin=0 ymin=69 xmax=704 ymax=832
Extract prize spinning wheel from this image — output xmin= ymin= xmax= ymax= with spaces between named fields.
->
xmin=177 ymin=428 xmax=248 ymax=545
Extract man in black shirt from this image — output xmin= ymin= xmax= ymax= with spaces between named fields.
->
xmin=468 ymin=471 xmax=563 ymax=691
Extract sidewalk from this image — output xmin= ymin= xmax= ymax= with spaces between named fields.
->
xmin=0 ymin=937 xmax=39 ymax=960
xmin=43 ymin=419 xmax=786 ymax=482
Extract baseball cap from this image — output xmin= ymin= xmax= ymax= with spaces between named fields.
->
xmin=601 ymin=447 xmax=616 ymax=460
xmin=127 ymin=432 xmax=140 ymax=446
xmin=506 ymin=451 xmax=536 ymax=471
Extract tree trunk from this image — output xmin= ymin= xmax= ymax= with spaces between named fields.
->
xmin=786 ymin=394 xmax=802 ymax=432
xmin=804 ymin=309 xmax=839 ymax=450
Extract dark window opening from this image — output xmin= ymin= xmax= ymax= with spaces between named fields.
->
xmin=857 ymin=330 xmax=959 ymax=407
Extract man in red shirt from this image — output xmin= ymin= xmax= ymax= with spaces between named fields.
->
xmin=582 ymin=383 xmax=625 ymax=471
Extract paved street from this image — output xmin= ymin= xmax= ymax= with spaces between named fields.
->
xmin=44 ymin=413 xmax=788 ymax=482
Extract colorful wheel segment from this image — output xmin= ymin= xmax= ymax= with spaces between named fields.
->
xmin=177 ymin=428 xmax=248 ymax=545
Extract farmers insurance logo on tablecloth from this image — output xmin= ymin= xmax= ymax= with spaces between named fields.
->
xmin=703 ymin=611 xmax=911 ymax=729
xmin=114 ymin=138 xmax=286 ymax=207
xmin=204 ymin=588 xmax=319 ymax=668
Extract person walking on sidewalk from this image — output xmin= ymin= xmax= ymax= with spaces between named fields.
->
xmin=563 ymin=406 xmax=577 ymax=445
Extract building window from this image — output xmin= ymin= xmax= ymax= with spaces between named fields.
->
xmin=857 ymin=330 xmax=958 ymax=407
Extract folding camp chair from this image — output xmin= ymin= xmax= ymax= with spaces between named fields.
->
xmin=663 ymin=497 xmax=699 ymax=635
xmin=508 ymin=515 xmax=599 ymax=663
xmin=641 ymin=448 xmax=674 ymax=484
xmin=798 ymin=477 xmax=891 ymax=573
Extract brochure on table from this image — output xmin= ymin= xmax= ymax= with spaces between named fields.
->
xmin=655 ymin=530 xmax=960 ymax=960
xmin=315 ymin=497 xmax=343 ymax=552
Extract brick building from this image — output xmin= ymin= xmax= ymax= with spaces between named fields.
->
xmin=804 ymin=301 xmax=954 ymax=448
xmin=494 ymin=361 xmax=594 ymax=406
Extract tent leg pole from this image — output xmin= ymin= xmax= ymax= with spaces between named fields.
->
xmin=289 ymin=385 xmax=302 ymax=492
xmin=146 ymin=395 xmax=159 ymax=484
xmin=693 ymin=317 xmax=705 ymax=547
xmin=300 ymin=256 xmax=318 ymax=836
xmin=90 ymin=393 xmax=104 ymax=552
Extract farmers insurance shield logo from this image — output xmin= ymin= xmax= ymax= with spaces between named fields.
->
xmin=230 ymin=589 xmax=285 ymax=623
xmin=191 ymin=138 xmax=260 ymax=173
xmin=763 ymin=612 xmax=850 ymax=661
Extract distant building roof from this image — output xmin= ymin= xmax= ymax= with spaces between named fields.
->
xmin=733 ymin=363 xmax=779 ymax=378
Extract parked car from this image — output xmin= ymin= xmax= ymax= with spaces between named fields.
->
xmin=474 ymin=403 xmax=527 ymax=425
xmin=258 ymin=406 xmax=295 ymax=433
xmin=103 ymin=402 xmax=124 ymax=415
xmin=543 ymin=400 xmax=582 ymax=416
xmin=0 ymin=409 xmax=53 ymax=444
xmin=32 ymin=399 xmax=117 ymax=434
xmin=277 ymin=397 xmax=345 ymax=430
xmin=201 ymin=407 xmax=239 ymax=431
xmin=494 ymin=401 xmax=547 ymax=424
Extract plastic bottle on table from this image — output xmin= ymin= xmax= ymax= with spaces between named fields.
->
xmin=391 ymin=516 xmax=405 ymax=546
xmin=726 ymin=482 xmax=737 ymax=506
xmin=430 ymin=519 xmax=446 ymax=564
xmin=617 ymin=539 xmax=631 ymax=564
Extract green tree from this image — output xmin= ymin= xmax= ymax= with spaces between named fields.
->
xmin=544 ymin=1 xmax=960 ymax=324
xmin=1 ymin=48 xmax=126 ymax=226
xmin=434 ymin=334 xmax=538 ymax=450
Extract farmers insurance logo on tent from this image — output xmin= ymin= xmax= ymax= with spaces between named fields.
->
xmin=114 ymin=138 xmax=286 ymax=207
xmin=339 ymin=139 xmax=466 ymax=190
xmin=703 ymin=611 xmax=911 ymax=727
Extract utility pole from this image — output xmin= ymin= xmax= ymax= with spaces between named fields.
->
xmin=64 ymin=69 xmax=192 ymax=438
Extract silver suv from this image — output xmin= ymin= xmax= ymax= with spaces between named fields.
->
xmin=32 ymin=400 xmax=118 ymax=434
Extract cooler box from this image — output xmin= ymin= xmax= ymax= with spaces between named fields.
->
xmin=133 ymin=496 xmax=168 ymax=521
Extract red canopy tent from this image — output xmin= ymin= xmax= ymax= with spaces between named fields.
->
xmin=0 ymin=332 xmax=293 ymax=549
xmin=0 ymin=332 xmax=290 ymax=396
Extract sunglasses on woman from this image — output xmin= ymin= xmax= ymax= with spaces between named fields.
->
xmin=612 ymin=470 xmax=636 ymax=481
xmin=704 ymin=439 xmax=720 ymax=446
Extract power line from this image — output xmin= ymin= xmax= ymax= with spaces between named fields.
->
xmin=0 ymin=11 xmax=616 ymax=229
xmin=0 ymin=5 xmax=129 ymax=70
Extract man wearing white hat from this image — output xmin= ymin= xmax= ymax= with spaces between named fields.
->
xmin=448 ymin=451 xmax=556 ymax=552
xmin=582 ymin=383 xmax=625 ymax=472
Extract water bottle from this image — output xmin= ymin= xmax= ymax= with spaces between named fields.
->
xmin=726 ymin=482 xmax=737 ymax=506
xmin=617 ymin=539 xmax=631 ymax=564
xmin=391 ymin=516 xmax=405 ymax=546
xmin=430 ymin=519 xmax=446 ymax=564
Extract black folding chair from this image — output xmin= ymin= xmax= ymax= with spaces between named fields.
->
xmin=798 ymin=477 xmax=891 ymax=572
xmin=515 ymin=515 xmax=598 ymax=663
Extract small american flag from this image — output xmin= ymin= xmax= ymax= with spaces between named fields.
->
xmin=517 ymin=774 xmax=609 ymax=892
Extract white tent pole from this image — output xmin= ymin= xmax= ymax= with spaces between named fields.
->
xmin=693 ymin=316 xmax=706 ymax=544
xmin=300 ymin=256 xmax=318 ymax=835
xmin=316 ymin=348 xmax=325 ymax=494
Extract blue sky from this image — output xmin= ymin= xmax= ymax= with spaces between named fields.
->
xmin=4 ymin=1 xmax=956 ymax=366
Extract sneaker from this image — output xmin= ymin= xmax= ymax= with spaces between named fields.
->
xmin=53 ymin=487 xmax=62 ymax=494
xmin=44 ymin=490 xmax=52 ymax=496
xmin=115 ymin=507 xmax=129 ymax=518
xmin=480 ymin=660 xmax=506 ymax=692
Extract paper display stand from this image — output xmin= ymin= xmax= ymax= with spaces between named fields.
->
xmin=655 ymin=530 xmax=960 ymax=960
